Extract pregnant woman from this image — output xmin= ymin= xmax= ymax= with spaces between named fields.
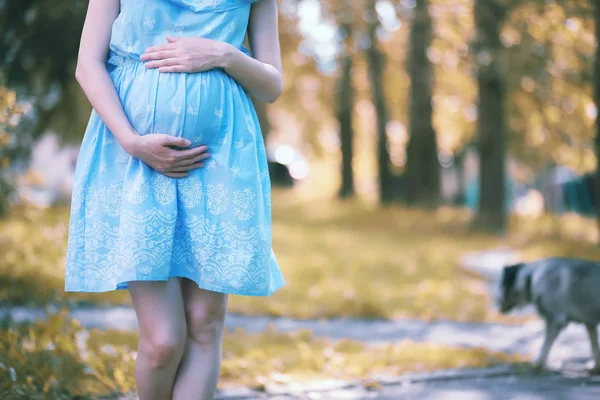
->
xmin=64 ymin=0 xmax=285 ymax=398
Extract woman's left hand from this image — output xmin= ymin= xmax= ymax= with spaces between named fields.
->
xmin=140 ymin=36 xmax=231 ymax=73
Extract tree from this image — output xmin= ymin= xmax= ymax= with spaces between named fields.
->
xmin=0 ymin=85 xmax=33 ymax=215
xmin=472 ymin=0 xmax=509 ymax=233
xmin=594 ymin=0 xmax=600 ymax=241
xmin=0 ymin=1 xmax=89 ymax=142
xmin=364 ymin=0 xmax=394 ymax=204
xmin=1 ymin=1 xmax=299 ymax=143
xmin=336 ymin=18 xmax=356 ymax=199
xmin=502 ymin=1 xmax=594 ymax=174
xmin=404 ymin=0 xmax=440 ymax=208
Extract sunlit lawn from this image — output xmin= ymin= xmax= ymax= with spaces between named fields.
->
xmin=0 ymin=310 xmax=524 ymax=399
xmin=0 ymin=183 xmax=589 ymax=397
xmin=2 ymin=188 xmax=600 ymax=322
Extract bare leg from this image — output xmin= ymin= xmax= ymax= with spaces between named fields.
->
xmin=128 ymin=278 xmax=187 ymax=400
xmin=534 ymin=320 xmax=563 ymax=370
xmin=172 ymin=278 xmax=228 ymax=400
xmin=585 ymin=324 xmax=600 ymax=372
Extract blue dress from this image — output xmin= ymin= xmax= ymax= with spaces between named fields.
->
xmin=64 ymin=0 xmax=285 ymax=296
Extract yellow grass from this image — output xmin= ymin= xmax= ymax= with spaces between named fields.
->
xmin=0 ymin=310 xmax=524 ymax=398
xmin=2 ymin=189 xmax=600 ymax=322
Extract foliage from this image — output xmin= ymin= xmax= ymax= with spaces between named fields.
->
xmin=0 ymin=85 xmax=32 ymax=216
xmin=0 ymin=0 xmax=89 ymax=143
xmin=1 ymin=0 xmax=599 ymax=225
xmin=0 ymin=204 xmax=131 ymax=308
xmin=0 ymin=0 xmax=324 ymax=145
xmin=0 ymin=309 xmax=524 ymax=398
xmin=3 ymin=190 xmax=600 ymax=322
xmin=0 ymin=310 xmax=129 ymax=399
xmin=219 ymin=325 xmax=523 ymax=387
xmin=505 ymin=1 xmax=596 ymax=173
xmin=1 ymin=1 xmax=596 ymax=166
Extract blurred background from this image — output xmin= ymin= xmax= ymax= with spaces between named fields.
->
xmin=2 ymin=0 xmax=600 ymax=398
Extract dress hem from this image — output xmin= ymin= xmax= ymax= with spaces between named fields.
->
xmin=64 ymin=274 xmax=286 ymax=297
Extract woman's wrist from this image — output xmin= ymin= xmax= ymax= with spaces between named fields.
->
xmin=217 ymin=42 xmax=239 ymax=70
xmin=120 ymin=129 xmax=142 ymax=155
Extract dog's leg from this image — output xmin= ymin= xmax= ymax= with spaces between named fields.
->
xmin=585 ymin=324 xmax=600 ymax=373
xmin=534 ymin=320 xmax=563 ymax=370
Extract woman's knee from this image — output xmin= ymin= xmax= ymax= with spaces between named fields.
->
xmin=185 ymin=295 xmax=227 ymax=347
xmin=139 ymin=329 xmax=186 ymax=369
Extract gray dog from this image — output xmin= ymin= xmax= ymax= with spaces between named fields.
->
xmin=499 ymin=257 xmax=600 ymax=371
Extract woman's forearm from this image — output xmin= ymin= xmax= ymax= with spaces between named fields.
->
xmin=219 ymin=44 xmax=283 ymax=104
xmin=139 ymin=0 xmax=283 ymax=103
xmin=75 ymin=61 xmax=140 ymax=153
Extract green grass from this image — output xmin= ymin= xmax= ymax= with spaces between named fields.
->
xmin=2 ymin=190 xmax=600 ymax=321
xmin=0 ymin=310 xmax=524 ymax=399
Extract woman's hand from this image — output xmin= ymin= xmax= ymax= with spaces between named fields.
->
xmin=140 ymin=36 xmax=231 ymax=73
xmin=126 ymin=133 xmax=210 ymax=178
xmin=140 ymin=0 xmax=283 ymax=103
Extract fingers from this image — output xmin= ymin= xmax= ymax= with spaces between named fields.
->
xmin=162 ymin=136 xmax=192 ymax=148
xmin=165 ymin=146 xmax=210 ymax=172
xmin=166 ymin=35 xmax=181 ymax=43
xmin=144 ymin=57 xmax=180 ymax=69
xmin=172 ymin=151 xmax=210 ymax=167
xmin=162 ymin=171 xmax=189 ymax=178
xmin=142 ymin=43 xmax=178 ymax=56
xmin=157 ymin=136 xmax=210 ymax=171
xmin=140 ymin=49 xmax=178 ymax=62
xmin=172 ymin=144 xmax=209 ymax=160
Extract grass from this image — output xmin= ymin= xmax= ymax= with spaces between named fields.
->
xmin=2 ymin=189 xmax=600 ymax=321
xmin=0 ymin=309 xmax=524 ymax=399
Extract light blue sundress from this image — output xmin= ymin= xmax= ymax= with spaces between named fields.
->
xmin=64 ymin=0 xmax=285 ymax=296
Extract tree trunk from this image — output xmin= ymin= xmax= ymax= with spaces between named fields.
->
xmin=454 ymin=149 xmax=467 ymax=206
xmin=365 ymin=0 xmax=394 ymax=205
xmin=472 ymin=0 xmax=507 ymax=234
xmin=594 ymin=1 xmax=600 ymax=243
xmin=404 ymin=0 xmax=440 ymax=208
xmin=337 ymin=25 xmax=356 ymax=199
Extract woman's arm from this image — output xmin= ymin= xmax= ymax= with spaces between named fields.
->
xmin=140 ymin=0 xmax=283 ymax=103
xmin=76 ymin=0 xmax=209 ymax=177
xmin=222 ymin=0 xmax=283 ymax=103
xmin=75 ymin=0 xmax=140 ymax=151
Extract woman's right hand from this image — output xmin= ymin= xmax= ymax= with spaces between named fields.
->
xmin=126 ymin=133 xmax=210 ymax=178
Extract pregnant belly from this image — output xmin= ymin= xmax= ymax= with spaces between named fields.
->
xmin=108 ymin=52 xmax=252 ymax=148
